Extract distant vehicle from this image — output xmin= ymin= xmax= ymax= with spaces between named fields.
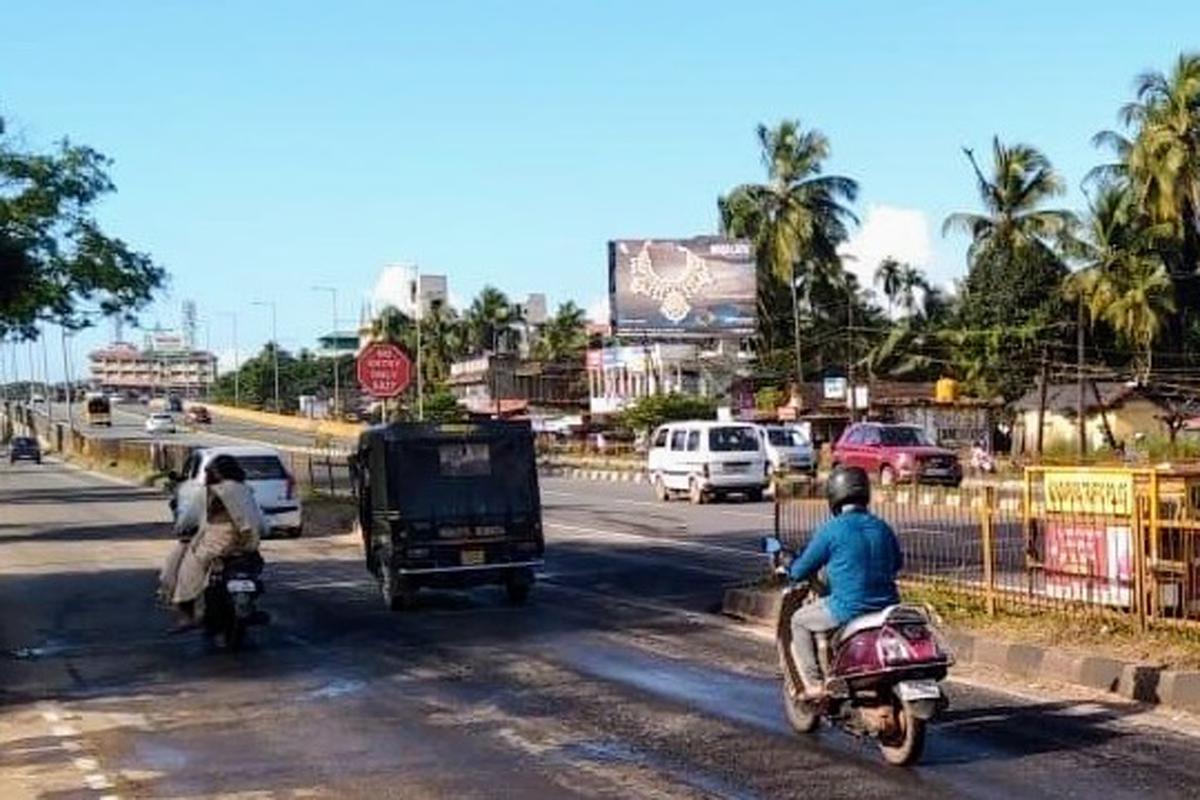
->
xmin=647 ymin=420 xmax=769 ymax=504
xmin=832 ymin=423 xmax=962 ymax=487
xmin=9 ymin=436 xmax=41 ymax=464
xmin=145 ymin=412 xmax=177 ymax=435
xmin=184 ymin=405 xmax=212 ymax=424
xmin=85 ymin=395 xmax=112 ymax=427
xmin=170 ymin=445 xmax=302 ymax=538
xmin=147 ymin=397 xmax=166 ymax=411
xmin=352 ymin=421 xmax=543 ymax=609
xmin=107 ymin=392 xmax=124 ymax=405
xmin=139 ymin=394 xmax=152 ymax=406
xmin=757 ymin=425 xmax=816 ymax=477
xmin=30 ymin=394 xmax=46 ymax=407
xmin=167 ymin=395 xmax=183 ymax=413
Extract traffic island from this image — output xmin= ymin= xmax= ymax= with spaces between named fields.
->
xmin=722 ymin=584 xmax=1200 ymax=715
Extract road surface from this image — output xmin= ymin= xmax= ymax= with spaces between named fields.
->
xmin=3 ymin=462 xmax=1200 ymax=798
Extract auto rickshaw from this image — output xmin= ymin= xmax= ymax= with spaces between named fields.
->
xmin=352 ymin=421 xmax=544 ymax=610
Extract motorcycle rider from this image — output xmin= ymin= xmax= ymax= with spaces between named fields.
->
xmin=159 ymin=454 xmax=266 ymax=629
xmin=786 ymin=465 xmax=903 ymax=699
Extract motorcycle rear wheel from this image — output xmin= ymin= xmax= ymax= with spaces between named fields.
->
xmin=878 ymin=702 xmax=926 ymax=766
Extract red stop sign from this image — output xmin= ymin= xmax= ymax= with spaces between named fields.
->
xmin=357 ymin=342 xmax=413 ymax=398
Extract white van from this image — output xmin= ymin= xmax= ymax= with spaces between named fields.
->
xmin=647 ymin=420 xmax=768 ymax=504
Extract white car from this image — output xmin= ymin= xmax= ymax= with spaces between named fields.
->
xmin=647 ymin=420 xmax=768 ymax=504
xmin=758 ymin=425 xmax=816 ymax=476
xmin=145 ymin=412 xmax=176 ymax=434
xmin=171 ymin=445 xmax=302 ymax=537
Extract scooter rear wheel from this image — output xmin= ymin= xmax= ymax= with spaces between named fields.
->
xmin=878 ymin=702 xmax=926 ymax=766
xmin=781 ymin=678 xmax=819 ymax=734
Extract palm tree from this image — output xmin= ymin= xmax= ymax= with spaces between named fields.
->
xmin=419 ymin=299 xmax=467 ymax=384
xmin=1099 ymin=53 xmax=1200 ymax=343
xmin=874 ymin=257 xmax=903 ymax=315
xmin=370 ymin=305 xmax=412 ymax=345
xmin=720 ymin=120 xmax=859 ymax=382
xmin=465 ymin=286 xmax=518 ymax=355
xmin=534 ymin=301 xmax=587 ymax=361
xmin=897 ymin=263 xmax=929 ymax=317
xmin=943 ymin=138 xmax=1075 ymax=330
xmin=1067 ymin=183 xmax=1176 ymax=381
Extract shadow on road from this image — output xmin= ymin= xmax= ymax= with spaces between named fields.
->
xmin=0 ymin=485 xmax=163 ymax=506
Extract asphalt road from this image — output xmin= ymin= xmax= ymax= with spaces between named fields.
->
xmin=3 ymin=464 xmax=1200 ymax=798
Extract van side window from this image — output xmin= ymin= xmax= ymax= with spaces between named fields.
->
xmin=862 ymin=427 xmax=881 ymax=446
xmin=652 ymin=428 xmax=669 ymax=449
xmin=670 ymin=430 xmax=687 ymax=451
xmin=686 ymin=430 xmax=700 ymax=451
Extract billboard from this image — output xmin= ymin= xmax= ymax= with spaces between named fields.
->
xmin=609 ymin=237 xmax=756 ymax=336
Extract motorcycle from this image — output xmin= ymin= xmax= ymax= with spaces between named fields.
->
xmin=202 ymin=551 xmax=267 ymax=651
xmin=763 ymin=535 xmax=953 ymax=766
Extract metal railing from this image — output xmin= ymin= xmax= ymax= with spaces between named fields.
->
xmin=776 ymin=468 xmax=1200 ymax=631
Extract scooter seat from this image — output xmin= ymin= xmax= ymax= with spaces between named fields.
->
xmin=832 ymin=604 xmax=928 ymax=646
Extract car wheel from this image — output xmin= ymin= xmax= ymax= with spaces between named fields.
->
xmin=654 ymin=474 xmax=670 ymax=502
xmin=881 ymin=465 xmax=897 ymax=486
xmin=504 ymin=568 xmax=534 ymax=605
xmin=689 ymin=478 xmax=706 ymax=505
xmin=748 ymin=487 xmax=765 ymax=503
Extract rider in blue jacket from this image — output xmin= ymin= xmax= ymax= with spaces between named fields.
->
xmin=787 ymin=465 xmax=903 ymax=698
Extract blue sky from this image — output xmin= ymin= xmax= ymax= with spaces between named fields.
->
xmin=3 ymin=1 xmax=1198 ymax=375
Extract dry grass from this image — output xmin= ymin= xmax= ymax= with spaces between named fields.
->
xmin=904 ymin=583 xmax=1200 ymax=670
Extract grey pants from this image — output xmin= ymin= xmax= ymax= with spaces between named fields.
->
xmin=790 ymin=597 xmax=839 ymax=688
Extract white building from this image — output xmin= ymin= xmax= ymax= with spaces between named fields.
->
xmin=370 ymin=265 xmax=451 ymax=319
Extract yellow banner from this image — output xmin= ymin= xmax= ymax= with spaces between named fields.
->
xmin=1042 ymin=470 xmax=1134 ymax=516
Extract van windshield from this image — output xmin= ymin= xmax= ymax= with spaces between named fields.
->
xmin=708 ymin=426 xmax=759 ymax=452
xmin=766 ymin=428 xmax=801 ymax=447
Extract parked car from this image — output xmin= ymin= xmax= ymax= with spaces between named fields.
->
xmin=832 ymin=422 xmax=962 ymax=486
xmin=9 ymin=436 xmax=42 ymax=464
xmin=145 ymin=412 xmax=177 ymax=435
xmin=757 ymin=425 xmax=816 ymax=477
xmin=185 ymin=405 xmax=212 ymax=424
xmin=647 ymin=420 xmax=769 ymax=504
xmin=167 ymin=395 xmax=183 ymax=413
xmin=170 ymin=445 xmax=302 ymax=538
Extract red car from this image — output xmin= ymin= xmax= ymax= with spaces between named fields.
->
xmin=184 ymin=405 xmax=212 ymax=424
xmin=832 ymin=423 xmax=962 ymax=487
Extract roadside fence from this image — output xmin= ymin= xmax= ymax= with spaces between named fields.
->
xmin=777 ymin=466 xmax=1200 ymax=632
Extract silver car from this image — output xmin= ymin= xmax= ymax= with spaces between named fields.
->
xmin=758 ymin=425 xmax=816 ymax=475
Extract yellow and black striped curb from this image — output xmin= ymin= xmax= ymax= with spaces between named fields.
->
xmin=722 ymin=585 xmax=1200 ymax=714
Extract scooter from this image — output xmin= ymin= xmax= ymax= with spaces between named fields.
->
xmin=202 ymin=552 xmax=267 ymax=651
xmin=763 ymin=535 xmax=953 ymax=766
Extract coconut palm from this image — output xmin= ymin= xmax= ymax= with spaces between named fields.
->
xmin=534 ymin=301 xmax=587 ymax=361
xmin=1067 ymin=183 xmax=1176 ymax=381
xmin=874 ymin=257 xmax=903 ymax=315
xmin=720 ymin=120 xmax=859 ymax=381
xmin=943 ymin=138 xmax=1075 ymax=331
xmin=419 ymin=299 xmax=467 ymax=384
xmin=897 ymin=263 xmax=929 ymax=317
xmin=465 ymin=285 xmax=519 ymax=354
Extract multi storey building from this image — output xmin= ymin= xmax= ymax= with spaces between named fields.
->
xmin=88 ymin=335 xmax=217 ymax=396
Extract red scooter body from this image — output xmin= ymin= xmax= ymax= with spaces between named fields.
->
xmin=764 ymin=536 xmax=953 ymax=766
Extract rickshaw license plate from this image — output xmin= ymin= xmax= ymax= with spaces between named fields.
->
xmin=461 ymin=549 xmax=486 ymax=566
xmin=226 ymin=579 xmax=256 ymax=593
xmin=896 ymin=680 xmax=940 ymax=701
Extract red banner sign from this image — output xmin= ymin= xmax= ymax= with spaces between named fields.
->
xmin=357 ymin=342 xmax=412 ymax=398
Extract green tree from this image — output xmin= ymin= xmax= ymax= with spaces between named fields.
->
xmin=874 ymin=257 xmax=904 ymax=315
xmin=465 ymin=286 xmax=519 ymax=354
xmin=720 ymin=120 xmax=859 ymax=380
xmin=533 ymin=301 xmax=587 ymax=361
xmin=617 ymin=393 xmax=716 ymax=435
xmin=897 ymin=263 xmax=929 ymax=317
xmin=943 ymin=138 xmax=1075 ymax=328
xmin=0 ymin=114 xmax=164 ymax=339
xmin=1096 ymin=53 xmax=1200 ymax=346
xmin=1067 ymin=184 xmax=1176 ymax=381
xmin=422 ymin=389 xmax=467 ymax=423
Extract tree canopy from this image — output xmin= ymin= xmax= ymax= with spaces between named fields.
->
xmin=0 ymin=113 xmax=164 ymax=339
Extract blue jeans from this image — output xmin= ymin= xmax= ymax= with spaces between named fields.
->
xmin=790 ymin=597 xmax=839 ymax=688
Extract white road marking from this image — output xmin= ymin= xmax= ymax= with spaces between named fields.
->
xmin=51 ymin=723 xmax=79 ymax=737
xmin=83 ymin=773 xmax=114 ymax=790
xmin=73 ymin=756 xmax=100 ymax=771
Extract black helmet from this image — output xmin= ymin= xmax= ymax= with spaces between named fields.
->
xmin=826 ymin=465 xmax=870 ymax=514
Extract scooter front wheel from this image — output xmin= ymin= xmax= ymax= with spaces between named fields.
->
xmin=781 ymin=678 xmax=819 ymax=734
xmin=878 ymin=702 xmax=926 ymax=766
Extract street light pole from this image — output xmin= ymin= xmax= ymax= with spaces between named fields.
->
xmin=40 ymin=327 xmax=53 ymax=425
xmin=60 ymin=326 xmax=75 ymax=431
xmin=312 ymin=286 xmax=340 ymax=419
xmin=254 ymin=301 xmax=280 ymax=412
